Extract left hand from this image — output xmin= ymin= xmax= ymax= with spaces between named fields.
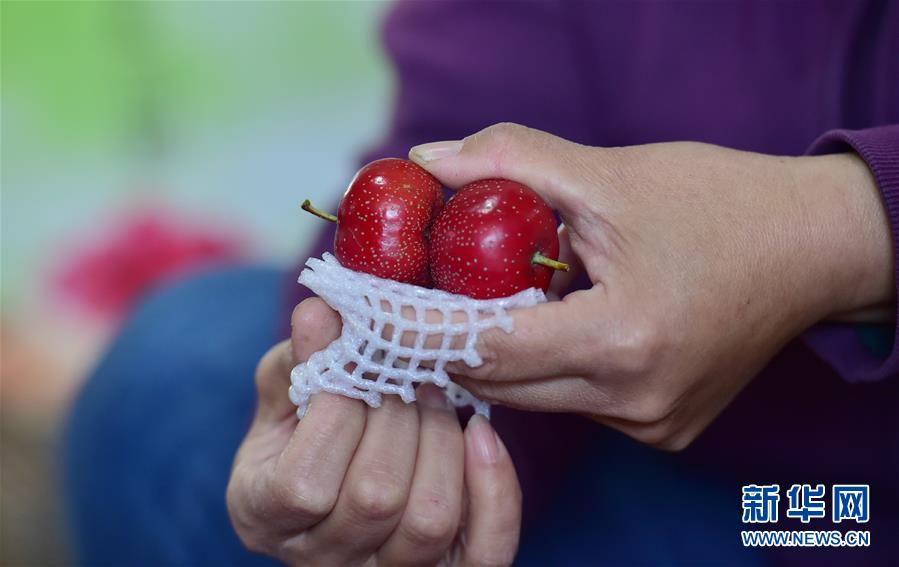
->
xmin=227 ymin=298 xmax=522 ymax=566
xmin=409 ymin=123 xmax=894 ymax=450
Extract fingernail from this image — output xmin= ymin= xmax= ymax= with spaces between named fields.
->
xmin=417 ymin=385 xmax=452 ymax=410
xmin=409 ymin=140 xmax=463 ymax=165
xmin=467 ymin=414 xmax=500 ymax=464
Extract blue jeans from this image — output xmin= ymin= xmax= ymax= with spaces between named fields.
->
xmin=63 ymin=267 xmax=764 ymax=566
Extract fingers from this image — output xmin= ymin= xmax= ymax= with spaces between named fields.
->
xmin=251 ymin=340 xmax=302 ymax=429
xmin=453 ymin=375 xmax=603 ymax=414
xmin=409 ymin=122 xmax=590 ymax=212
xmin=378 ymin=289 xmax=596 ymax=383
xmin=379 ymin=385 xmax=464 ymax=565
xmin=457 ymin=416 xmax=521 ymax=566
xmin=271 ymin=393 xmax=367 ymax=535
xmin=291 ymin=296 xmax=343 ymax=362
xmin=445 ymin=293 xmax=598 ymax=382
xmin=250 ymin=297 xmax=343 ymax=432
xmin=298 ymin=395 xmax=420 ymax=562
xmin=229 ymin=297 xmax=365 ymax=552
xmin=227 ymin=392 xmax=366 ymax=552
xmin=274 ymin=296 xmax=363 ymax=532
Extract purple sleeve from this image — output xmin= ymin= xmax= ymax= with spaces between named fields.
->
xmin=803 ymin=124 xmax=899 ymax=382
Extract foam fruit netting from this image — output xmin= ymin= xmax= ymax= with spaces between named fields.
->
xmin=289 ymin=253 xmax=545 ymax=418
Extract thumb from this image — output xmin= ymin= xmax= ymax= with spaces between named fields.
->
xmin=408 ymin=122 xmax=589 ymax=213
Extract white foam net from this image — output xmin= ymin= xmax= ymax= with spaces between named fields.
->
xmin=289 ymin=253 xmax=545 ymax=418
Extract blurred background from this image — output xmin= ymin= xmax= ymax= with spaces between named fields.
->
xmin=1 ymin=1 xmax=391 ymax=563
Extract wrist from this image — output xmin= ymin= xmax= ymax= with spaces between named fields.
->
xmin=793 ymin=152 xmax=895 ymax=323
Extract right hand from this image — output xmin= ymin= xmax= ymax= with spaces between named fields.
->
xmin=226 ymin=297 xmax=522 ymax=566
xmin=410 ymin=123 xmax=894 ymax=450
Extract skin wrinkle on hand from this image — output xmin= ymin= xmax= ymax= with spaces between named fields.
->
xmin=229 ymin=121 xmax=894 ymax=564
xmin=229 ymin=295 xmax=523 ymax=565
xmin=408 ymin=123 xmax=894 ymax=451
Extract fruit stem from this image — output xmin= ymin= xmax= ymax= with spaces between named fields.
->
xmin=532 ymin=252 xmax=570 ymax=271
xmin=301 ymin=200 xmax=337 ymax=223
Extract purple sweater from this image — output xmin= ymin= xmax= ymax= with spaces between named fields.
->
xmin=370 ymin=0 xmax=899 ymax=382
xmin=286 ymin=0 xmax=898 ymax=555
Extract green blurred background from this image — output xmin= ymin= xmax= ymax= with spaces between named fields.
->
xmin=1 ymin=1 xmax=391 ymax=563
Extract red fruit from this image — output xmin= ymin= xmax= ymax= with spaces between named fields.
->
xmin=429 ymin=179 xmax=568 ymax=299
xmin=302 ymin=158 xmax=443 ymax=285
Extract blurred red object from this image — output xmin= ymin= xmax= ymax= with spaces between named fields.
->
xmin=53 ymin=208 xmax=248 ymax=321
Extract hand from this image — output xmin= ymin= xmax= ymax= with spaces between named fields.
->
xmin=410 ymin=123 xmax=895 ymax=450
xmin=226 ymin=298 xmax=522 ymax=566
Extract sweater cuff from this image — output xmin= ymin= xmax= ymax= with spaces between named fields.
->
xmin=803 ymin=125 xmax=899 ymax=382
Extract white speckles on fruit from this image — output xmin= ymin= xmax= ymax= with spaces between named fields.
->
xmin=333 ymin=158 xmax=442 ymax=283
xmin=429 ymin=178 xmax=561 ymax=298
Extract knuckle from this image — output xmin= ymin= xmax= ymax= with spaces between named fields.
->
xmin=608 ymin=319 xmax=662 ymax=377
xmin=656 ymin=433 xmax=695 ymax=452
xmin=225 ymin=494 xmax=253 ymax=543
xmin=629 ymin=425 xmax=670 ymax=448
xmin=346 ymin=475 xmax=408 ymax=521
xmin=402 ymin=502 xmax=458 ymax=547
xmin=627 ymin=420 xmax=694 ymax=452
xmin=475 ymin=122 xmax=529 ymax=177
xmin=226 ymin=476 xmax=276 ymax=555
xmin=468 ymin=331 xmax=508 ymax=381
xmin=273 ymin=476 xmax=335 ymax=519
xmin=274 ymin=534 xmax=315 ymax=565
xmin=483 ymin=122 xmax=528 ymax=144
xmin=236 ymin=530 xmax=270 ymax=556
xmin=625 ymin=392 xmax=678 ymax=424
xmin=467 ymin=355 xmax=500 ymax=383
